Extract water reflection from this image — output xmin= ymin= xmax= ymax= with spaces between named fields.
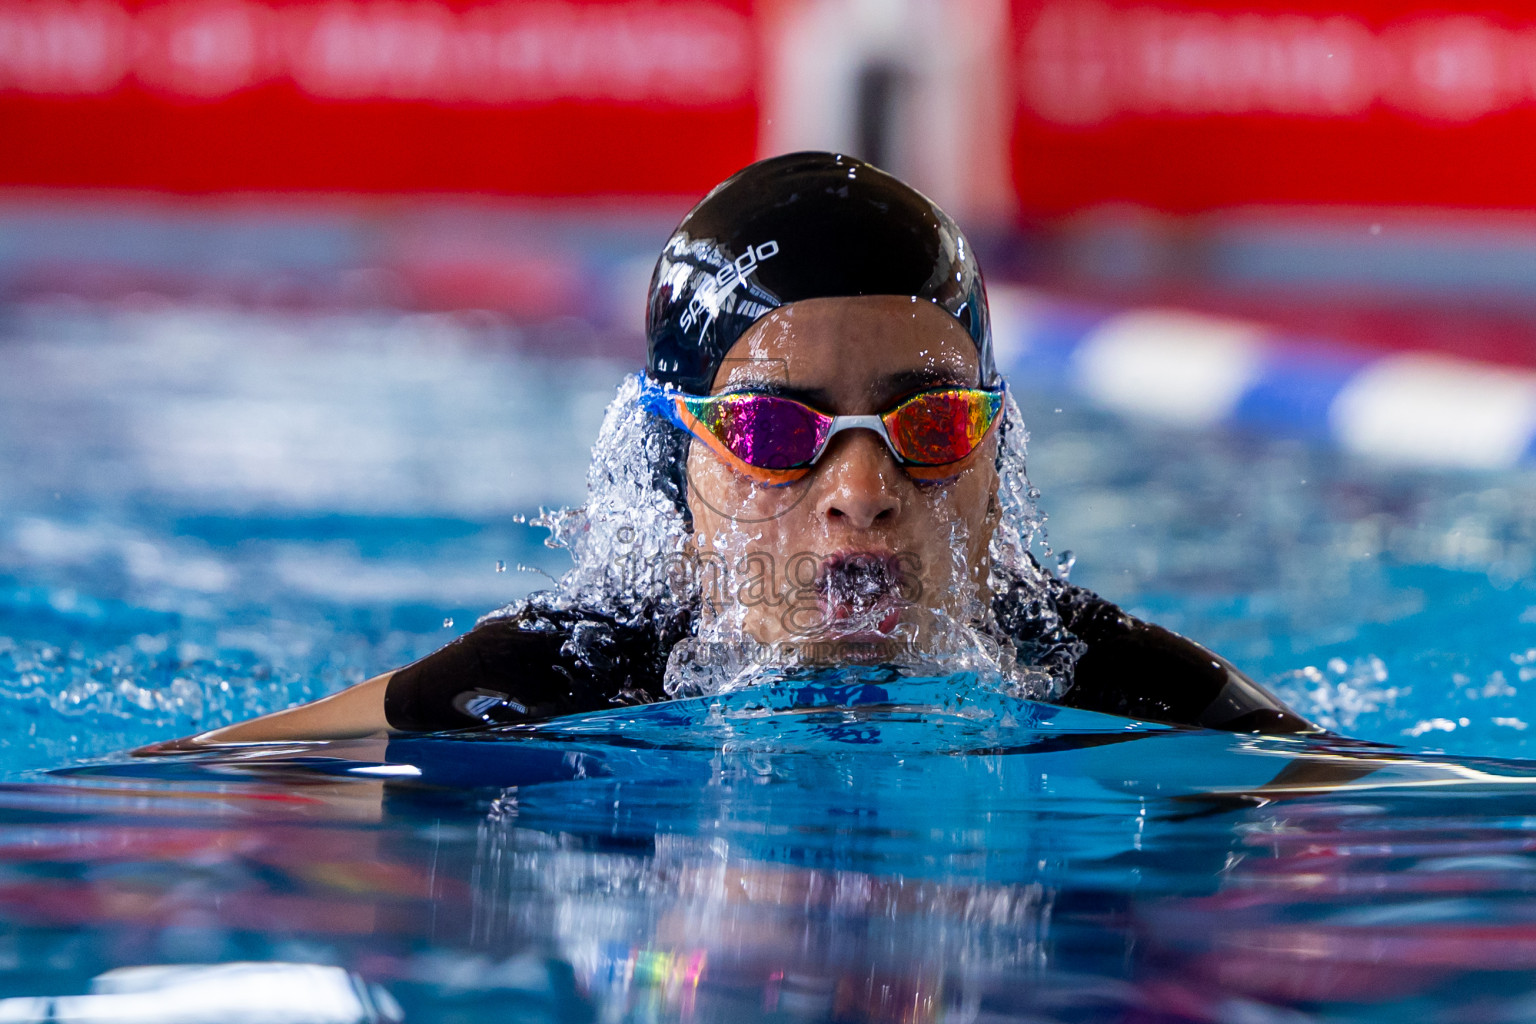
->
xmin=0 ymin=682 xmax=1524 ymax=1021
xmin=0 ymin=963 xmax=402 ymax=1024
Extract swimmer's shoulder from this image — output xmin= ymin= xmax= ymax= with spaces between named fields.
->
xmin=1050 ymin=583 xmax=1319 ymax=734
xmin=383 ymin=606 xmax=671 ymax=732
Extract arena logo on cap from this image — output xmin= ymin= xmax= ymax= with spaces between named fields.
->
xmin=680 ymin=240 xmax=780 ymax=333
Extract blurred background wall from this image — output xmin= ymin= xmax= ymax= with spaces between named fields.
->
xmin=6 ymin=0 xmax=1536 ymax=363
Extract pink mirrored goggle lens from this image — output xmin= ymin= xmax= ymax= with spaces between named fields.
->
xmin=691 ymin=393 xmax=831 ymax=470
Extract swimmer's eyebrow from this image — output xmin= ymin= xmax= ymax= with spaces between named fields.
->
xmin=714 ymin=379 xmax=836 ymax=407
xmin=715 ymin=367 xmax=975 ymax=407
xmin=873 ymin=367 xmax=976 ymax=405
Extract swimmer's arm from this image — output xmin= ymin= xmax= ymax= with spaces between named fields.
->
xmin=379 ymin=614 xmax=665 ymax=730
xmin=134 ymin=672 xmax=392 ymax=753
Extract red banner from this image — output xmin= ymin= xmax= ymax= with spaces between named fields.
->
xmin=0 ymin=0 xmax=760 ymax=195
xmin=1010 ymin=1 xmax=1536 ymax=215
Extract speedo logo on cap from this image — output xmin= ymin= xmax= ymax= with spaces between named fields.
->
xmin=680 ymin=240 xmax=780 ymax=333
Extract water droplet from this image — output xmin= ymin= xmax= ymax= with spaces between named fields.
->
xmin=443 ymin=618 xmax=454 ymax=629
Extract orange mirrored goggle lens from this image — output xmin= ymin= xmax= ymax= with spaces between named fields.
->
xmin=880 ymin=388 xmax=1005 ymax=466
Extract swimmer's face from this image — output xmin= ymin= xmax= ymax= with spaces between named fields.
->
xmin=684 ymin=295 xmax=1000 ymax=658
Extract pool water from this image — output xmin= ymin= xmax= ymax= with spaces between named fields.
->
xmin=18 ymin=681 xmax=1536 ymax=1023
xmin=5 ymin=300 xmax=1536 ymax=1021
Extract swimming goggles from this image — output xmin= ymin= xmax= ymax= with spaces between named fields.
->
xmin=640 ymin=378 xmax=1006 ymax=485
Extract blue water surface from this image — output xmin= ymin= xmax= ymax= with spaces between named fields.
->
xmin=4 ymin=300 xmax=1536 ymax=1021
xmin=17 ymin=674 xmax=1536 ymax=1023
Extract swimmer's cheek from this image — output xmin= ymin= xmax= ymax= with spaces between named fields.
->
xmin=904 ymin=462 xmax=976 ymax=488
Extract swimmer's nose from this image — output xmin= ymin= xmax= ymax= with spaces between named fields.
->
xmin=815 ymin=430 xmax=902 ymax=528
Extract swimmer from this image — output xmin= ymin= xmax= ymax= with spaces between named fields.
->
xmin=144 ymin=153 xmax=1315 ymax=750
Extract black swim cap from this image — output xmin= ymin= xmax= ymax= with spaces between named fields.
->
xmin=646 ymin=152 xmax=995 ymax=393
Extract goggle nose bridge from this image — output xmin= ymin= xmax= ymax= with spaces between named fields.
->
xmin=807 ymin=415 xmax=905 ymax=467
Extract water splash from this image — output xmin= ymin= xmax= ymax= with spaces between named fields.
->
xmin=521 ymin=375 xmax=693 ymax=621
xmin=1271 ymin=655 xmax=1399 ymax=734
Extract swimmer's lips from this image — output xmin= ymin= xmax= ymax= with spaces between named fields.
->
xmin=814 ymin=551 xmax=909 ymax=638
